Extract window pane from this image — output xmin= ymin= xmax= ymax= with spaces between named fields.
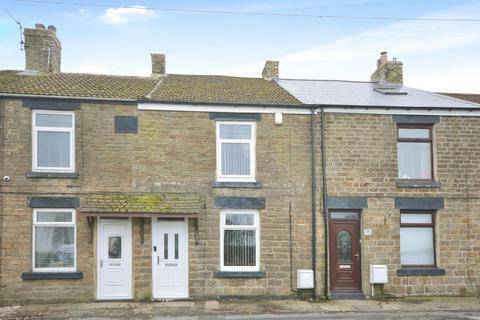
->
xmin=37 ymin=131 xmax=71 ymax=168
xmin=108 ymin=236 xmax=122 ymax=259
xmin=397 ymin=142 xmax=431 ymax=179
xmin=174 ymin=233 xmax=179 ymax=260
xmin=400 ymin=227 xmax=434 ymax=265
xmin=401 ymin=213 xmax=432 ymax=224
xmin=330 ymin=212 xmax=359 ymax=220
xmin=35 ymin=226 xmax=74 ymax=268
xmin=225 ymin=213 xmax=254 ymax=226
xmin=221 ymin=143 xmax=250 ymax=175
xmin=36 ymin=114 xmax=73 ymax=128
xmin=219 ymin=124 xmax=251 ymax=139
xmin=164 ymin=233 xmax=168 ymax=259
xmin=36 ymin=211 xmax=73 ymax=223
xmin=224 ymin=230 xmax=256 ymax=267
xmin=398 ymin=128 xmax=429 ymax=139
xmin=337 ymin=231 xmax=352 ymax=264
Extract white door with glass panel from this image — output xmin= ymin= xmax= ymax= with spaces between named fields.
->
xmin=97 ymin=219 xmax=132 ymax=300
xmin=152 ymin=219 xmax=188 ymax=299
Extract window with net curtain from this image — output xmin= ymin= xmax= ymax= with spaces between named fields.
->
xmin=33 ymin=209 xmax=76 ymax=272
xmin=397 ymin=126 xmax=433 ymax=179
xmin=400 ymin=212 xmax=435 ymax=267
xmin=33 ymin=110 xmax=74 ymax=172
xmin=221 ymin=210 xmax=259 ymax=271
xmin=217 ymin=122 xmax=255 ymax=181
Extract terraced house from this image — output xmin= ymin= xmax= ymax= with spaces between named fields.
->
xmin=0 ymin=24 xmax=479 ymax=305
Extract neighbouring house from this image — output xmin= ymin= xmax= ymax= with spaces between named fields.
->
xmin=0 ymin=24 xmax=479 ymax=305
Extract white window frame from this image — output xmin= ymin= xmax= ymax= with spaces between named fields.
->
xmin=32 ymin=208 xmax=77 ymax=272
xmin=220 ymin=210 xmax=260 ymax=272
xmin=32 ymin=109 xmax=75 ymax=173
xmin=216 ymin=121 xmax=256 ymax=182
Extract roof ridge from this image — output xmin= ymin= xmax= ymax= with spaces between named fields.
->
xmin=168 ymin=73 xmax=263 ymax=80
xmin=278 ymin=78 xmax=374 ymax=83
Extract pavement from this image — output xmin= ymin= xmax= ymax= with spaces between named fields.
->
xmin=1 ymin=297 xmax=479 ymax=319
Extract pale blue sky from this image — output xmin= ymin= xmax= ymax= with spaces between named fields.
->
xmin=1 ymin=0 xmax=479 ymax=93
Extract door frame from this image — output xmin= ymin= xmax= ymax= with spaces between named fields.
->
xmin=328 ymin=210 xmax=362 ymax=293
xmin=96 ymin=218 xmax=133 ymax=300
xmin=151 ymin=217 xmax=189 ymax=299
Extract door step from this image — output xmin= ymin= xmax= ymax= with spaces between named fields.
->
xmin=330 ymin=292 xmax=366 ymax=300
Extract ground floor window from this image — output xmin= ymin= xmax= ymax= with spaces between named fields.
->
xmin=400 ymin=211 xmax=435 ymax=267
xmin=33 ymin=209 xmax=76 ymax=272
xmin=220 ymin=210 xmax=259 ymax=271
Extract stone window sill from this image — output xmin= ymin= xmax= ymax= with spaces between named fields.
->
xmin=26 ymin=171 xmax=78 ymax=179
xmin=213 ymin=181 xmax=262 ymax=188
xmin=397 ymin=268 xmax=445 ymax=277
xmin=22 ymin=272 xmax=83 ymax=280
xmin=396 ymin=179 xmax=441 ymax=188
xmin=214 ymin=271 xmax=266 ymax=278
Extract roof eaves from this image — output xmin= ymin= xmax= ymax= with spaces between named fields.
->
xmin=138 ymin=98 xmax=307 ymax=108
xmin=0 ymin=92 xmax=138 ymax=104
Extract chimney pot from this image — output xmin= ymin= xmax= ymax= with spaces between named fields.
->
xmin=47 ymin=25 xmax=57 ymax=33
xmin=262 ymin=60 xmax=279 ymax=81
xmin=35 ymin=23 xmax=46 ymax=29
xmin=151 ymin=53 xmax=166 ymax=77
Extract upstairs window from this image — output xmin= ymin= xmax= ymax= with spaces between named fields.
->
xmin=400 ymin=211 xmax=436 ymax=267
xmin=397 ymin=125 xmax=433 ymax=180
xmin=216 ymin=122 xmax=255 ymax=182
xmin=33 ymin=209 xmax=76 ymax=272
xmin=32 ymin=110 xmax=75 ymax=172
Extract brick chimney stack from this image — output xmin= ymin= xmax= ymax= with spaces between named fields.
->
xmin=24 ymin=23 xmax=61 ymax=73
xmin=370 ymin=51 xmax=403 ymax=84
xmin=262 ymin=60 xmax=279 ymax=81
xmin=151 ymin=53 xmax=166 ymax=77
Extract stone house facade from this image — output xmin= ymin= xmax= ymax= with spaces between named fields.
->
xmin=0 ymin=24 xmax=479 ymax=305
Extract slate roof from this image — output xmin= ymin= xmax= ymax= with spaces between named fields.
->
xmin=276 ymin=79 xmax=480 ymax=109
xmin=0 ymin=70 xmax=301 ymax=105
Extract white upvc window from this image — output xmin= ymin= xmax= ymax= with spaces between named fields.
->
xmin=33 ymin=209 xmax=76 ymax=272
xmin=32 ymin=110 xmax=75 ymax=172
xmin=220 ymin=210 xmax=260 ymax=272
xmin=216 ymin=121 xmax=256 ymax=182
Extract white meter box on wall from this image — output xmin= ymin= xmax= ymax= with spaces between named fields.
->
xmin=297 ymin=269 xmax=314 ymax=289
xmin=370 ymin=265 xmax=388 ymax=284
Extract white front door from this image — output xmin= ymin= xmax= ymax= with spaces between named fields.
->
xmin=97 ymin=219 xmax=132 ymax=300
xmin=152 ymin=219 xmax=189 ymax=299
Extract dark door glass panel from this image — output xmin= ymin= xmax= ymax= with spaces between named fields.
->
xmin=337 ymin=231 xmax=352 ymax=264
xmin=108 ymin=236 xmax=122 ymax=259
xmin=164 ymin=233 xmax=168 ymax=259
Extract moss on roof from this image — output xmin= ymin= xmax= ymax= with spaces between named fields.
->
xmin=441 ymin=93 xmax=480 ymax=104
xmin=148 ymin=74 xmax=301 ymax=105
xmin=0 ymin=70 xmax=301 ymax=105
xmin=0 ymin=71 xmax=158 ymax=99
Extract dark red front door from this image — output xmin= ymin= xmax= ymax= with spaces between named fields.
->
xmin=329 ymin=212 xmax=362 ymax=292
